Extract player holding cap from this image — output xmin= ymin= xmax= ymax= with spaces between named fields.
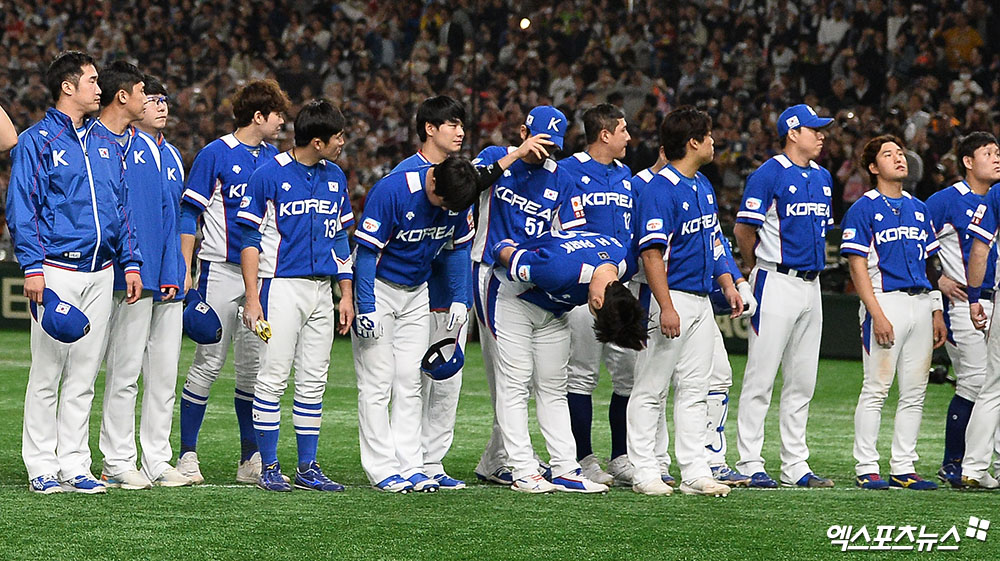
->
xmin=959 ymin=134 xmax=1000 ymax=489
xmin=490 ymin=230 xmax=644 ymax=493
xmin=733 ymin=103 xmax=836 ymax=488
xmin=925 ymin=132 xmax=1000 ymax=486
xmin=176 ymin=80 xmax=291 ymax=484
xmin=236 ymin=99 xmax=354 ymax=492
xmin=841 ymin=135 xmax=946 ymax=490
xmin=471 ymin=105 xmax=571 ymax=485
xmin=8 ymin=51 xmax=142 ymax=494
xmin=627 ymin=106 xmax=742 ymax=497
xmin=352 ymin=157 xmax=478 ymax=493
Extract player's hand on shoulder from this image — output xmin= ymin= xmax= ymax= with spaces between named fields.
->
xmin=872 ymin=313 xmax=894 ymax=347
xmin=937 ymin=275 xmax=967 ymax=302
xmin=971 ymin=302 xmax=988 ymax=331
xmin=354 ymin=311 xmax=383 ymax=339
xmin=660 ymin=305 xmax=681 ymax=338
xmin=23 ymin=275 xmax=45 ymax=304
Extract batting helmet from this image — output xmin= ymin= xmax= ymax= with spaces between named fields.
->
xmin=183 ymin=290 xmax=223 ymax=344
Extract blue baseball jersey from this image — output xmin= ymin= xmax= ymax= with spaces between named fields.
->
xmin=635 ymin=164 xmax=730 ymax=294
xmin=840 ymin=190 xmax=940 ymax=292
xmin=354 ymin=166 xmax=475 ymax=286
xmin=236 ymin=152 xmax=354 ymax=279
xmin=157 ymin=135 xmax=187 ymax=300
xmin=182 ymin=133 xmax=278 ymax=264
xmin=926 ymin=181 xmax=998 ymax=290
xmin=558 ymin=152 xmax=635 ymax=244
xmin=736 ymin=153 xmax=834 ymax=271
xmin=498 ymin=230 xmax=628 ymax=316
xmin=966 ymin=183 xmax=1000 ymax=289
xmin=630 ymin=165 xmax=658 ymax=201
xmin=390 ymin=151 xmax=472 ymax=310
xmin=469 ymin=146 xmax=579 ymax=265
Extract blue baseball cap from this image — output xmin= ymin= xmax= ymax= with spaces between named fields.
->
xmin=421 ymin=335 xmax=465 ymax=381
xmin=183 ymin=291 xmax=223 ymax=345
xmin=777 ymin=104 xmax=833 ymax=137
xmin=29 ymin=288 xmax=91 ymax=343
xmin=525 ymin=105 xmax=567 ymax=148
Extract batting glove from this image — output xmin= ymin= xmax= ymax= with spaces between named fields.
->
xmin=446 ymin=302 xmax=468 ymax=331
xmin=737 ymin=281 xmax=757 ymax=318
xmin=354 ymin=312 xmax=383 ymax=339
xmin=254 ymin=319 xmax=272 ymax=343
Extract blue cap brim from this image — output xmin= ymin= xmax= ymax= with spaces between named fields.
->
xmin=529 ymin=129 xmax=564 ymax=149
xmin=805 ymin=116 xmax=833 ymax=129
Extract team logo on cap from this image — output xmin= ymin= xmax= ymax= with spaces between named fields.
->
xmin=547 ymin=117 xmax=562 ymax=131
xmin=362 ymin=218 xmax=381 ymax=232
xmin=525 ymin=114 xmax=534 ymax=126
xmin=55 ymin=303 xmax=71 ymax=315
xmin=785 ymin=115 xmax=800 ymax=129
xmin=746 ymin=197 xmax=761 ymax=210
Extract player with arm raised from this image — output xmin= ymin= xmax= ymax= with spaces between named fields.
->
xmin=925 ymin=132 xmax=1000 ymax=486
xmin=841 ymin=135 xmax=946 ymax=491
xmin=352 ymin=157 xmax=477 ymax=493
xmin=627 ymin=106 xmax=742 ymax=497
xmin=236 ymin=99 xmax=354 ymax=492
xmin=733 ymin=104 xmax=835 ymax=489
xmin=176 ymin=80 xmax=290 ymax=484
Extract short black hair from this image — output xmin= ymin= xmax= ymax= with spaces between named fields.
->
xmin=859 ymin=134 xmax=905 ymax=186
xmin=232 ymin=79 xmax=292 ymax=127
xmin=45 ymin=50 xmax=96 ymax=102
xmin=957 ymin=131 xmax=1000 ymax=177
xmin=294 ymin=99 xmax=346 ymax=147
xmin=98 ymin=60 xmax=144 ymax=107
xmin=583 ymin=103 xmax=625 ymax=144
xmin=433 ymin=156 xmax=479 ymax=211
xmin=415 ymin=95 xmax=466 ymax=142
xmin=143 ymin=74 xmax=167 ymax=97
xmin=593 ymin=281 xmax=646 ymax=350
xmin=660 ymin=106 xmax=712 ymax=161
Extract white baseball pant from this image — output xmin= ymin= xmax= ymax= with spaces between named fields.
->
xmin=421 ymin=309 xmax=466 ymax=475
xmin=854 ymin=292 xmax=932 ymax=475
xmin=736 ymin=266 xmax=821 ymax=483
xmin=566 ymin=303 xmax=636 ymax=395
xmin=141 ymin=299 xmax=183 ymax=480
xmin=628 ymin=289 xmax=715 ymax=485
xmin=493 ymin=278 xmax=578 ymax=481
xmin=963 ymin=294 xmax=1000 ymax=480
xmin=706 ymin=322 xmax=734 ymax=467
xmin=22 ymin=265 xmax=114 ymax=480
xmin=184 ymin=260 xmax=261 ymax=399
xmin=100 ymin=291 xmax=154 ymax=476
xmin=353 ymin=278 xmax=429 ymax=484
xmin=473 ymin=261 xmax=509 ymax=476
xmin=946 ymin=299 xmax=993 ymax=401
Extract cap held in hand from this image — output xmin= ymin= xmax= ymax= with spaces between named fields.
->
xmin=183 ymin=290 xmax=223 ymax=344
xmin=29 ymin=288 xmax=91 ymax=343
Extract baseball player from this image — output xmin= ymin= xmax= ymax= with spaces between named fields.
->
xmin=841 ymin=134 xmax=946 ymax=490
xmin=237 ymin=99 xmax=354 ymax=492
xmin=176 ymin=80 xmax=291 ymax=484
xmin=352 ymin=157 xmax=478 ymax=493
xmin=490 ymin=230 xmax=644 ymax=493
xmin=470 ymin=105 xmax=572 ymax=486
xmin=733 ymin=103 xmax=835 ymax=488
xmin=627 ymin=106 xmax=742 ymax=497
xmin=0 ymin=102 xmax=16 ymax=151
xmin=7 ymin=51 xmax=142 ymax=494
xmin=556 ymin=103 xmax=635 ymax=487
xmin=925 ymin=131 xmax=1000 ymax=486
xmin=129 ymin=74 xmax=194 ymax=487
xmin=959 ymin=134 xmax=1000 ymax=489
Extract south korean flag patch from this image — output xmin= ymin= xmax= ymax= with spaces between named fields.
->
xmin=98 ymin=147 xmax=110 ymax=159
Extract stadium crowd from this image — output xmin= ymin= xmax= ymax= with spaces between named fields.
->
xmin=0 ymin=0 xmax=999 ymax=257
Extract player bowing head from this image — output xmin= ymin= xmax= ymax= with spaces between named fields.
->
xmin=232 ymin=79 xmax=291 ymax=142
xmin=590 ymin=279 xmax=645 ymax=350
xmin=294 ymin=99 xmax=346 ymax=161
xmin=416 ymin=95 xmax=466 ymax=157
xmin=660 ymin=105 xmax=714 ymax=164
xmin=430 ymin=156 xmax=479 ymax=211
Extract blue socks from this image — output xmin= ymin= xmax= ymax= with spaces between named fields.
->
xmin=235 ymin=389 xmax=258 ymax=462
xmin=609 ymin=392 xmax=630 ymax=460
xmin=252 ymin=396 xmax=281 ymax=466
xmin=293 ymin=400 xmax=323 ymax=466
xmin=567 ymin=392 xmax=593 ymax=460
xmin=179 ymin=384 xmax=209 ymax=455
xmin=943 ymin=394 xmax=974 ymax=466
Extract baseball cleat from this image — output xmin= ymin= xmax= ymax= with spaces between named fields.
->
xmin=475 ymin=466 xmax=513 ymax=485
xmin=747 ymin=471 xmax=778 ymax=488
xmin=511 ymin=473 xmax=556 ymax=493
xmin=711 ymin=465 xmax=750 ymax=487
xmin=785 ymin=472 xmax=834 ymax=488
xmin=937 ymin=463 xmax=962 ymax=487
xmin=959 ymin=472 xmax=1000 ymax=489
xmin=551 ymin=468 xmax=609 ymax=493
xmin=579 ymin=454 xmax=614 ymax=486
xmin=29 ymin=474 xmax=63 ymax=494
xmin=177 ymin=451 xmax=205 ymax=485
xmin=607 ymin=454 xmax=635 ymax=486
xmin=632 ymin=477 xmax=673 ymax=496
xmin=856 ymin=473 xmax=890 ymax=490
xmin=152 ymin=467 xmax=193 ymax=487
xmin=236 ymin=451 xmax=262 ymax=484
xmin=661 ymin=473 xmax=677 ymax=487
xmin=888 ymin=473 xmax=938 ymax=490
xmin=432 ymin=473 xmax=466 ymax=490
xmin=294 ymin=462 xmax=345 ymax=492
xmin=61 ymin=474 xmax=107 ymax=494
xmin=257 ymin=462 xmax=291 ymax=492
xmin=406 ymin=473 xmax=440 ymax=492
xmin=680 ymin=476 xmax=731 ymax=497
xmin=538 ymin=460 xmax=553 ymax=481
xmin=375 ymin=474 xmax=414 ymax=493
xmin=102 ymin=469 xmax=152 ymax=490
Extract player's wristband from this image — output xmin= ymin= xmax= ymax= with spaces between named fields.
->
xmin=929 ymin=289 xmax=943 ymax=312
xmin=967 ymin=285 xmax=982 ymax=303
xmin=492 ymin=239 xmax=517 ymax=260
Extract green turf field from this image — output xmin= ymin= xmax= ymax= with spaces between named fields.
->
xmin=0 ymin=329 xmax=996 ymax=560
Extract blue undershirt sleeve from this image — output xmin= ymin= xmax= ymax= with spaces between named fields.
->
xmin=180 ymin=201 xmax=201 ymax=236
xmin=354 ymin=243 xmax=378 ymax=314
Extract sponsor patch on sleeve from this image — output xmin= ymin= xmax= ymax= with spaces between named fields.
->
xmin=842 ymin=228 xmax=856 ymax=240
xmin=745 ymin=197 xmax=762 ymax=210
xmin=362 ymin=218 xmax=381 ymax=233
xmin=645 ymin=218 xmax=663 ymax=231
xmin=571 ymin=196 xmax=585 ymax=218
xmin=240 ymin=196 xmax=251 ymax=208
xmin=517 ymin=265 xmax=531 ymax=282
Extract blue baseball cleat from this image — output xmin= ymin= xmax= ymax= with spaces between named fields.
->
xmin=406 ymin=473 xmax=440 ymax=492
xmin=938 ymin=463 xmax=962 ymax=487
xmin=856 ymin=473 xmax=890 ymax=490
xmin=786 ymin=472 xmax=834 ymax=488
xmin=551 ymin=468 xmax=608 ymax=493
xmin=375 ymin=474 xmax=413 ymax=493
xmin=747 ymin=471 xmax=778 ymax=488
xmin=432 ymin=473 xmax=466 ymax=490
xmin=661 ymin=473 xmax=677 ymax=487
xmin=889 ymin=473 xmax=938 ymax=490
xmin=711 ymin=465 xmax=750 ymax=487
xmin=61 ymin=474 xmax=107 ymax=494
xmin=29 ymin=474 xmax=63 ymax=494
xmin=294 ymin=462 xmax=344 ymax=492
xmin=475 ymin=466 xmax=513 ymax=485
xmin=258 ymin=462 xmax=292 ymax=492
